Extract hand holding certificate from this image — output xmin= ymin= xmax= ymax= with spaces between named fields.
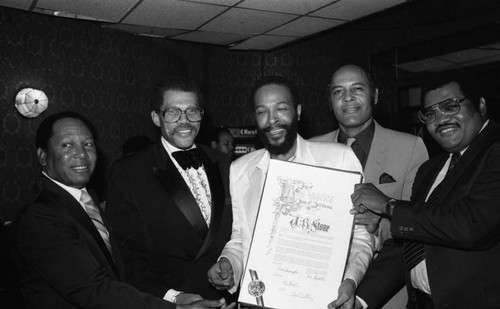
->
xmin=238 ymin=159 xmax=363 ymax=309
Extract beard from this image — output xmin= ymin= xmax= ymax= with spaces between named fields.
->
xmin=257 ymin=115 xmax=299 ymax=156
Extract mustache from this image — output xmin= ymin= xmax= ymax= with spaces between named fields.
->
xmin=263 ymin=123 xmax=290 ymax=132
xmin=172 ymin=123 xmax=197 ymax=133
xmin=435 ymin=122 xmax=459 ymax=132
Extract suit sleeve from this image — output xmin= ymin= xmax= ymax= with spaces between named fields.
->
xmin=343 ymin=225 xmax=375 ymax=286
xmin=356 ymin=239 xmax=406 ymax=308
xmin=219 ymin=163 xmax=244 ymax=294
xmin=392 ymin=143 xmax=500 ymax=250
xmin=106 ymin=161 xmax=170 ymax=297
xmin=15 ymin=204 xmax=173 ymax=309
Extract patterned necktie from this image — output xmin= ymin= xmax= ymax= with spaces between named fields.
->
xmin=404 ymin=152 xmax=461 ymax=269
xmin=172 ymin=149 xmax=202 ymax=170
xmin=80 ymin=190 xmax=112 ymax=253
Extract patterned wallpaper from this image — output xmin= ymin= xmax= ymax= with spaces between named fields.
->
xmin=0 ymin=7 xmax=203 ymax=218
xmin=2 ymin=1 xmax=499 ymax=219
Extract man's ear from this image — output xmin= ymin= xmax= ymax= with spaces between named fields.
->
xmin=211 ymin=141 xmax=217 ymax=149
xmin=151 ymin=111 xmax=161 ymax=127
xmin=373 ymin=88 xmax=379 ymax=105
xmin=296 ymin=104 xmax=302 ymax=121
xmin=479 ymin=97 xmax=487 ymax=118
xmin=37 ymin=148 xmax=47 ymax=167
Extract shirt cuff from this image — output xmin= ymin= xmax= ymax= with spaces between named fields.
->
xmin=164 ymin=289 xmax=182 ymax=303
xmin=356 ymin=295 xmax=369 ymax=309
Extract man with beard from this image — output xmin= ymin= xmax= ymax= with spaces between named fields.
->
xmin=106 ymin=77 xmax=235 ymax=307
xmin=207 ymin=75 xmax=375 ymax=308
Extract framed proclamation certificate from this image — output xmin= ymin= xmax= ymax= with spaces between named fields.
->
xmin=238 ymin=159 xmax=362 ymax=309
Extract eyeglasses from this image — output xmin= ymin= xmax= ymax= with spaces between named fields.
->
xmin=418 ymin=97 xmax=467 ymax=124
xmin=160 ymin=107 xmax=204 ymax=123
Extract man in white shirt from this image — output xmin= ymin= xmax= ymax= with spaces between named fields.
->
xmin=207 ymin=75 xmax=375 ymax=308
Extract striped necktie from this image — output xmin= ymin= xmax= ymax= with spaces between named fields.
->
xmin=80 ymin=190 xmax=112 ymax=253
xmin=404 ymin=152 xmax=461 ymax=269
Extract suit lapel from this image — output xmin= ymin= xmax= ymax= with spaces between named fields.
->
xmin=441 ymin=121 xmax=500 ymax=198
xmin=414 ymin=153 xmax=448 ymax=202
xmin=152 ymin=143 xmax=209 ymax=239
xmin=245 ymin=152 xmax=270 ymax=234
xmin=194 ymin=148 xmax=225 ymax=260
xmin=364 ymin=122 xmax=385 ymax=183
xmin=39 ymin=177 xmax=119 ymax=275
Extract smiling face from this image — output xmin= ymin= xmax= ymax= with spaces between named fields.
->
xmin=38 ymin=118 xmax=97 ymax=189
xmin=424 ymin=81 xmax=486 ymax=153
xmin=329 ymin=65 xmax=377 ymax=135
xmin=254 ymin=83 xmax=301 ymax=159
xmin=151 ymin=89 xmax=201 ymax=149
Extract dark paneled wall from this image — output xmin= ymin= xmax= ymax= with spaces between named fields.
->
xmin=2 ymin=0 xmax=500 ymax=218
xmin=0 ymin=7 xmax=204 ymax=218
xmin=262 ymin=0 xmax=500 ymax=137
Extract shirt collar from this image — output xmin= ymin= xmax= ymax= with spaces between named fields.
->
xmin=457 ymin=119 xmax=489 ymax=156
xmin=42 ymin=171 xmax=85 ymax=202
xmin=337 ymin=120 xmax=375 ymax=155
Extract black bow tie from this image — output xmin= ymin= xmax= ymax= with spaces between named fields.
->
xmin=172 ymin=149 xmax=202 ymax=170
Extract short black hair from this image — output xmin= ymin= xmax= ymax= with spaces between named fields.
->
xmin=208 ymin=126 xmax=233 ymax=144
xmin=35 ymin=111 xmax=97 ymax=150
xmin=250 ymin=75 xmax=300 ymax=109
xmin=150 ymin=76 xmax=204 ymax=111
xmin=421 ymin=74 xmax=483 ymax=110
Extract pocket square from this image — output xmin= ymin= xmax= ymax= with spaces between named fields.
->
xmin=379 ymin=173 xmax=396 ymax=184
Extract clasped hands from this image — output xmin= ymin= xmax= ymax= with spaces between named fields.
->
xmin=176 ymin=257 xmax=235 ymax=309
xmin=207 ymin=257 xmax=235 ymax=291
xmin=351 ymin=183 xmax=391 ymax=232
xmin=175 ymin=294 xmax=234 ymax=309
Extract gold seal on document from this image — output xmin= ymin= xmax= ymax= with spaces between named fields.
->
xmin=248 ymin=279 xmax=265 ymax=297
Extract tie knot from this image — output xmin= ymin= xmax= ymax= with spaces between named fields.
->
xmin=346 ymin=137 xmax=356 ymax=147
xmin=172 ymin=148 xmax=202 ymax=170
xmin=448 ymin=152 xmax=461 ymax=171
xmin=80 ymin=190 xmax=93 ymax=204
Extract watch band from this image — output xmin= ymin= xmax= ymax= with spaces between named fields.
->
xmin=385 ymin=198 xmax=396 ymax=219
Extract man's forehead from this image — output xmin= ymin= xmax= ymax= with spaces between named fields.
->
xmin=255 ymin=84 xmax=293 ymax=106
xmin=331 ymin=68 xmax=369 ymax=87
xmin=52 ymin=118 xmax=90 ymax=134
xmin=424 ymin=82 xmax=462 ymax=106
xmin=162 ymin=90 xmax=199 ymax=105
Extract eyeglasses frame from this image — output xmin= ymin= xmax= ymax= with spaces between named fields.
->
xmin=418 ymin=97 xmax=467 ymax=124
xmin=159 ymin=107 xmax=204 ymax=123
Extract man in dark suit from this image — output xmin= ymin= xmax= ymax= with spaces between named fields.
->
xmin=106 ymin=78 xmax=234 ymax=305
xmin=11 ymin=111 xmax=227 ymax=309
xmin=351 ymin=75 xmax=500 ymax=308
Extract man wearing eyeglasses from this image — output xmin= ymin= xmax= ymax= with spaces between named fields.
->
xmin=106 ymin=77 xmax=235 ymax=307
xmin=351 ymin=75 xmax=500 ymax=308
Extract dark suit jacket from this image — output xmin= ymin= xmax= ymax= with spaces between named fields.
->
xmin=105 ymin=142 xmax=233 ymax=300
xmin=11 ymin=176 xmax=173 ymax=309
xmin=357 ymin=120 xmax=500 ymax=309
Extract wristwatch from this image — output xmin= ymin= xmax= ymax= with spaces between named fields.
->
xmin=385 ymin=198 xmax=397 ymax=219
